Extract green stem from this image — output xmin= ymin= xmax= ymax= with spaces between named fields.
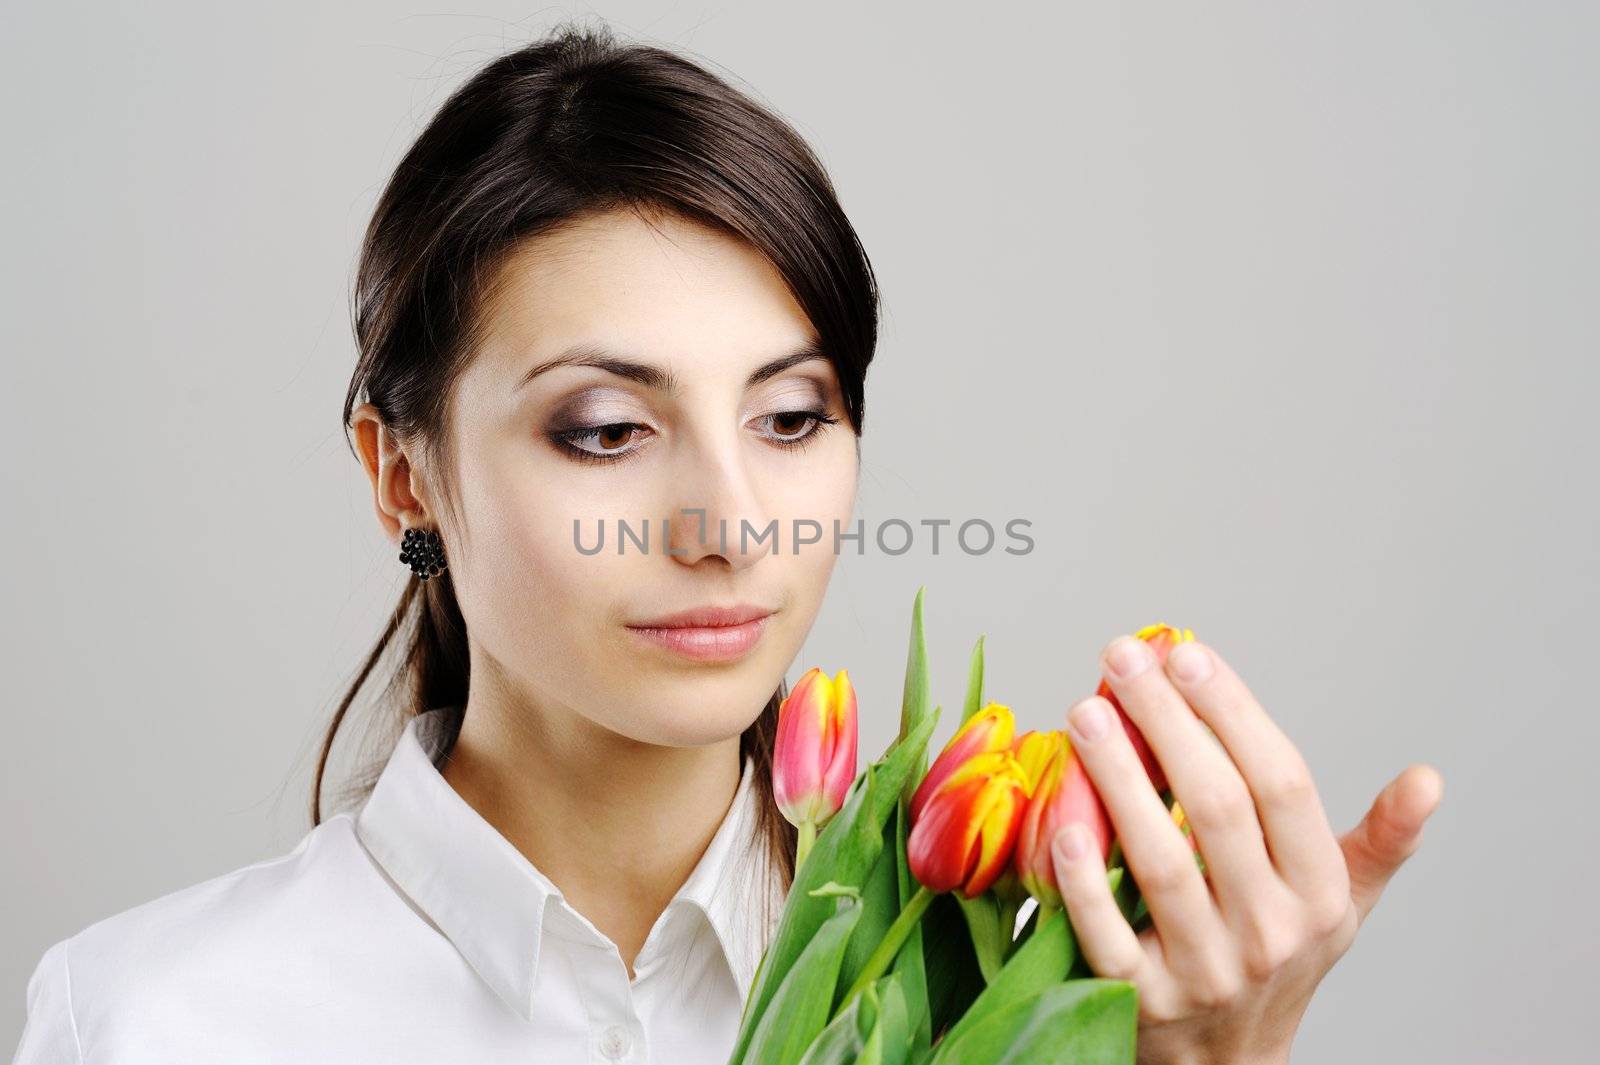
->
xmin=833 ymin=884 xmax=936 ymax=1020
xmin=1035 ymin=896 xmax=1060 ymax=932
xmin=796 ymin=820 xmax=817 ymax=872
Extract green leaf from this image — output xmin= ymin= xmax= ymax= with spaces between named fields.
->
xmin=794 ymin=992 xmax=867 ymax=1065
xmin=873 ymin=973 xmax=912 ymax=1065
xmin=927 ymin=906 xmax=1078 ymax=1062
xmin=837 ymin=817 xmax=903 ymax=1000
xmin=810 ymin=882 xmax=864 ymax=903
xmin=899 ymin=586 xmax=933 ymax=808
xmin=844 ymin=972 xmax=908 ymax=1061
xmin=856 ymin=1024 xmax=884 ymax=1065
xmin=854 ymin=980 xmax=881 ymax=1042
xmin=729 ymin=706 xmax=943 ymax=1065
xmin=961 ymin=635 xmax=986 ymax=725
xmin=932 ymin=979 xmax=1139 ymax=1065
xmin=853 ymin=982 xmax=884 ymax=1065
xmin=742 ymin=898 xmax=866 ymax=1065
xmin=997 ymin=981 xmax=1138 ymax=1064
xmin=892 ymin=586 xmax=933 ymax=1052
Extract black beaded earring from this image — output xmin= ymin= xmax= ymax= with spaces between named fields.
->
xmin=400 ymin=526 xmax=448 ymax=580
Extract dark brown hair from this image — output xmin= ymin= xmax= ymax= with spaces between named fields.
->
xmin=311 ymin=20 xmax=879 ymax=914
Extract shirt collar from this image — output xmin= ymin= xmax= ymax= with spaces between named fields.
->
xmin=353 ymin=707 xmax=781 ymax=1020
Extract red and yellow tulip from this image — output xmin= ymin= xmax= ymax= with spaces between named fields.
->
xmin=907 ymin=748 xmax=1031 ymax=899
xmin=774 ymin=667 xmax=858 ymax=868
xmin=909 ymin=702 xmax=1015 ymax=824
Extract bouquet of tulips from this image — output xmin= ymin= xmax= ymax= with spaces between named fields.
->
xmin=726 ymin=588 xmax=1202 ymax=1065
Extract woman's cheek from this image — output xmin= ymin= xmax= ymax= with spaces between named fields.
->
xmin=773 ymin=471 xmax=854 ymax=641
xmin=800 ymin=452 xmax=858 ymax=562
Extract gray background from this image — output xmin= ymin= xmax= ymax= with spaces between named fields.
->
xmin=3 ymin=2 xmax=1593 ymax=1061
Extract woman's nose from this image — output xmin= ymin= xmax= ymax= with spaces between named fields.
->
xmin=663 ymin=440 xmax=774 ymax=571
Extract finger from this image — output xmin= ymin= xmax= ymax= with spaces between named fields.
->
xmin=1097 ymin=634 xmax=1281 ymax=925
xmin=1066 ymin=694 xmax=1225 ymax=971
xmin=1161 ymin=640 xmax=1347 ymax=897
xmin=1340 ymin=763 xmax=1444 ymax=924
xmin=1051 ymin=823 xmax=1158 ymax=987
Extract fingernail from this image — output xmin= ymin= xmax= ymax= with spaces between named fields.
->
xmin=1167 ymin=642 xmax=1213 ymax=683
xmin=1055 ymin=824 xmax=1089 ymax=862
xmin=1069 ymin=698 xmax=1112 ymax=743
xmin=1104 ymin=635 xmax=1152 ymax=679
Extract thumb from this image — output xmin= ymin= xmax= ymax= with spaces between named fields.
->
xmin=1338 ymin=763 xmax=1444 ymax=924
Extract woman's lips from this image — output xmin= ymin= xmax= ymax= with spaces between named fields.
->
xmin=625 ymin=613 xmax=773 ymax=662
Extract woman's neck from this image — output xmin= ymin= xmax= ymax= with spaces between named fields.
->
xmin=439 ymin=689 xmax=744 ymax=979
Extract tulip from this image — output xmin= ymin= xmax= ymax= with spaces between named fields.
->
xmin=989 ymin=729 xmax=1057 ymax=905
xmin=909 ymin=702 xmax=1015 ymax=824
xmin=773 ymin=667 xmax=859 ymax=870
xmin=907 ymin=748 xmax=1031 ymax=899
xmin=1096 ymin=622 xmax=1196 ymax=796
xmin=1012 ymin=730 xmax=1114 ymax=914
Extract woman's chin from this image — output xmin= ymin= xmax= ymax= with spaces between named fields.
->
xmin=613 ymin=715 xmax=756 ymax=750
xmin=596 ymin=684 xmax=774 ymax=749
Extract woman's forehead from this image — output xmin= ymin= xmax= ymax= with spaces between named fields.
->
xmin=472 ymin=208 xmax=818 ymax=389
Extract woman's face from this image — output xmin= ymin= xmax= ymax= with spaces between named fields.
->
xmin=436 ymin=206 xmax=859 ymax=748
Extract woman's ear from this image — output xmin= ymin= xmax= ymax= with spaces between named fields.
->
xmin=350 ymin=402 xmax=432 ymax=541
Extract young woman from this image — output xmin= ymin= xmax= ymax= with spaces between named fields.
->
xmin=13 ymin=21 xmax=1442 ymax=1065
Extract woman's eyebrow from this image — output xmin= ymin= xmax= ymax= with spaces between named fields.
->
xmin=513 ymin=341 xmax=828 ymax=394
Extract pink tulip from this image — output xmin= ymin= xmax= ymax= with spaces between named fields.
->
xmin=773 ymin=667 xmax=858 ymax=833
xmin=1012 ymin=730 xmax=1114 ymax=911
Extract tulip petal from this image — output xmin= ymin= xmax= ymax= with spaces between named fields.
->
xmin=908 ymin=773 xmax=989 ymax=893
xmin=818 ymin=669 xmax=859 ymax=818
xmin=1011 ymin=730 xmax=1062 ymax=801
xmin=963 ymin=770 xmax=1028 ymax=898
xmin=775 ymin=667 xmax=837 ymax=825
xmin=909 ymin=703 xmax=1015 ymax=824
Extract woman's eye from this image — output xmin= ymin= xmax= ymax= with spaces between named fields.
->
xmin=549 ymin=422 xmax=651 ymax=464
xmin=759 ymin=408 xmax=841 ymax=450
xmin=769 ymin=411 xmax=815 ymax=439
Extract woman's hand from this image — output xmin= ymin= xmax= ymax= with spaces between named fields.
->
xmin=1048 ymin=634 xmax=1444 ymax=1065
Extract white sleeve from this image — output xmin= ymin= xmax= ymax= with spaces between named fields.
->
xmin=10 ymin=939 xmax=83 ymax=1065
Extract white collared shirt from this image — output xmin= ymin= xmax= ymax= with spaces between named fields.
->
xmin=13 ymin=707 xmax=786 ymax=1064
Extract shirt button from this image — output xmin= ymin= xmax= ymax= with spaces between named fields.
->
xmin=598 ymin=1024 xmax=632 ymax=1059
